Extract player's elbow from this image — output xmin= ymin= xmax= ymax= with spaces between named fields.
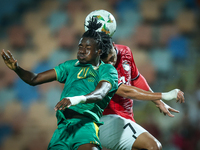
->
xmin=28 ymin=76 xmax=39 ymax=86
xmin=29 ymin=82 xmax=37 ymax=86
xmin=116 ymin=90 xmax=127 ymax=98
xmin=116 ymin=89 xmax=136 ymax=99
xmin=95 ymin=94 xmax=104 ymax=101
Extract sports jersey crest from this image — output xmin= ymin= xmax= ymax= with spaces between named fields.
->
xmin=77 ymin=67 xmax=89 ymax=79
xmin=122 ymin=61 xmax=130 ymax=71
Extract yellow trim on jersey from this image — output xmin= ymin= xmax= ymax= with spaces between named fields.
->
xmin=99 ymin=80 xmax=112 ymax=89
xmin=53 ymin=68 xmax=58 ymax=81
xmin=93 ymin=122 xmax=99 ymax=138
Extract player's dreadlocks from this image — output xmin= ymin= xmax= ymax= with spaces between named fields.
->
xmin=83 ymin=17 xmax=112 ymax=59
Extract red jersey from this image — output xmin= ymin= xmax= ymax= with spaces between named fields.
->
xmin=103 ymin=44 xmax=150 ymax=122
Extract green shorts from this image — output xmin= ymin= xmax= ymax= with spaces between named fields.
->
xmin=47 ymin=117 xmax=101 ymax=150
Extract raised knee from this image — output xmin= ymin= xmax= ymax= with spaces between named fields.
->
xmin=131 ymin=132 xmax=162 ymax=150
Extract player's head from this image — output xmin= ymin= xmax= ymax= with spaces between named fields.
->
xmin=77 ymin=17 xmax=112 ymax=66
xmin=84 ymin=10 xmax=118 ymax=66
xmin=84 ymin=10 xmax=117 ymax=37
xmin=97 ymin=31 xmax=116 ymax=66
xmin=100 ymin=40 xmax=117 ymax=66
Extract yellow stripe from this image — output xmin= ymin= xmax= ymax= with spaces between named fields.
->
xmin=99 ymin=80 xmax=112 ymax=89
xmin=53 ymin=68 xmax=58 ymax=81
xmin=93 ymin=122 xmax=99 ymax=138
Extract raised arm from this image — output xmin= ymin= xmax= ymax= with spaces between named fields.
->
xmin=54 ymin=80 xmax=112 ymax=111
xmin=116 ymin=84 xmax=185 ymax=103
xmin=1 ymin=49 xmax=56 ymax=86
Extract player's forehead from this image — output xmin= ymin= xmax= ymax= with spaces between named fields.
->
xmin=79 ymin=37 xmax=96 ymax=46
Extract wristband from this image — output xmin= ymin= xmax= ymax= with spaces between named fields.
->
xmin=161 ymin=89 xmax=180 ymax=101
xmin=66 ymin=95 xmax=86 ymax=106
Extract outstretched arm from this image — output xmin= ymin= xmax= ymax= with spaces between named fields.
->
xmin=54 ymin=80 xmax=112 ymax=111
xmin=116 ymin=84 xmax=185 ymax=103
xmin=132 ymin=74 xmax=185 ymax=117
xmin=149 ymin=88 xmax=184 ymax=117
xmin=1 ymin=49 xmax=56 ymax=85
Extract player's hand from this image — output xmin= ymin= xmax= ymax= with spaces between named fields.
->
xmin=161 ymin=89 xmax=185 ymax=103
xmin=54 ymin=98 xmax=72 ymax=111
xmin=176 ymin=90 xmax=185 ymax=103
xmin=1 ymin=49 xmax=18 ymax=71
xmin=54 ymin=95 xmax=86 ymax=111
xmin=156 ymin=100 xmax=179 ymax=117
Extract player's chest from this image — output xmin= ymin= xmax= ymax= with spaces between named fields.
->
xmin=116 ymin=60 xmax=131 ymax=84
xmin=68 ymin=67 xmax=99 ymax=82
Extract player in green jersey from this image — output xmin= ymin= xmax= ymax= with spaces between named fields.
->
xmin=1 ymin=18 xmax=118 ymax=150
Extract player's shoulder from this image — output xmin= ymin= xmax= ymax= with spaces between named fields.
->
xmin=115 ymin=44 xmax=132 ymax=53
xmin=99 ymin=62 xmax=117 ymax=72
xmin=100 ymin=61 xmax=115 ymax=69
xmin=62 ymin=59 xmax=77 ymax=63
xmin=114 ymin=44 xmax=133 ymax=56
xmin=114 ymin=44 xmax=131 ymax=49
xmin=61 ymin=59 xmax=78 ymax=67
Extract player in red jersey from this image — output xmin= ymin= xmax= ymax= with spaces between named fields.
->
xmin=102 ymin=44 xmax=158 ymax=122
xmin=100 ymin=42 xmax=184 ymax=150
xmin=85 ymin=10 xmax=185 ymax=150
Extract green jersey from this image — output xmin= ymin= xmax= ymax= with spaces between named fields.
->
xmin=54 ymin=59 xmax=118 ymax=123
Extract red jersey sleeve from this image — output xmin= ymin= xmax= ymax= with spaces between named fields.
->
xmin=118 ymin=79 xmax=123 ymax=87
xmin=132 ymin=74 xmax=150 ymax=91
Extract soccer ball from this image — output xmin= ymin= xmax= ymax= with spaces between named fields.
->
xmin=84 ymin=10 xmax=117 ymax=37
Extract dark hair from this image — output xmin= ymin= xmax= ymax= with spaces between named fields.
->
xmin=83 ymin=17 xmax=112 ymax=59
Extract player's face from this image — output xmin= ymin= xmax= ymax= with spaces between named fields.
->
xmin=77 ymin=37 xmax=101 ymax=66
xmin=101 ymin=46 xmax=117 ymax=66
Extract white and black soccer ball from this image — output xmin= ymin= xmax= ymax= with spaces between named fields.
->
xmin=84 ymin=10 xmax=117 ymax=37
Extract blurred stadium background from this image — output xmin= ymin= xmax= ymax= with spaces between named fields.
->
xmin=0 ymin=0 xmax=199 ymax=150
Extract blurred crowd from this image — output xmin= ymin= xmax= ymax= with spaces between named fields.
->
xmin=0 ymin=0 xmax=199 ymax=150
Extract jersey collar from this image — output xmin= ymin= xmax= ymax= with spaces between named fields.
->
xmin=75 ymin=60 xmax=104 ymax=70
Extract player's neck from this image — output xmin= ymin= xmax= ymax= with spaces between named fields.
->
xmin=92 ymin=61 xmax=100 ymax=67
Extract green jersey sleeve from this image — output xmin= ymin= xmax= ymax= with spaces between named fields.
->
xmin=54 ymin=60 xmax=76 ymax=83
xmin=99 ymin=63 xmax=118 ymax=92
